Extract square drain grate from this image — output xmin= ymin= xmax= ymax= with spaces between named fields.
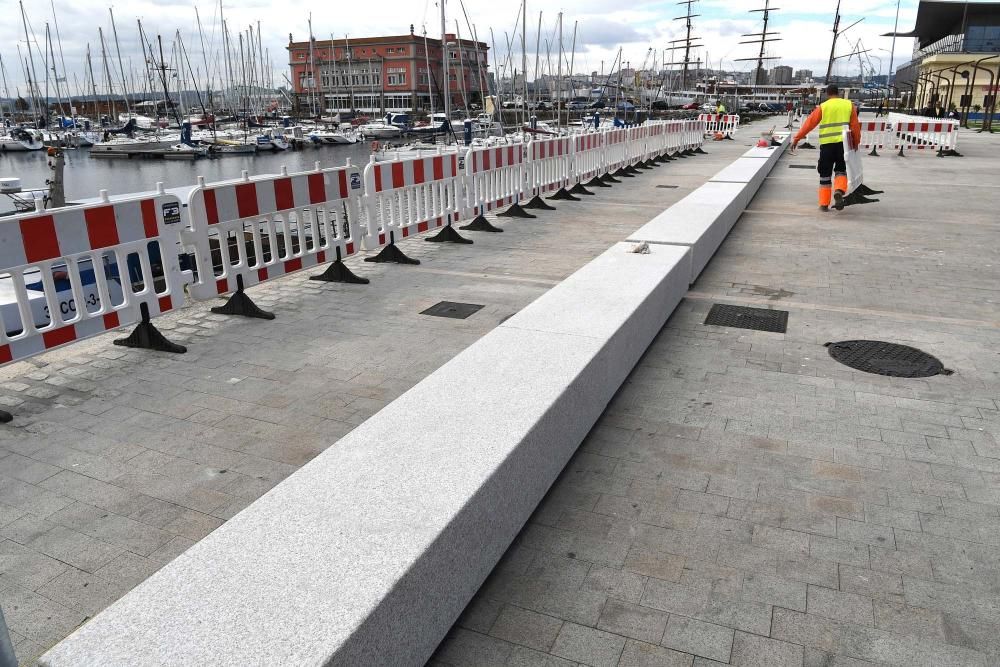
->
xmin=788 ymin=164 xmax=815 ymax=169
xmin=656 ymin=184 xmax=679 ymax=189
xmin=705 ymin=304 xmax=788 ymax=333
xmin=421 ymin=301 xmax=484 ymax=319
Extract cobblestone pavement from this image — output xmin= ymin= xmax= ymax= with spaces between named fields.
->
xmin=0 ymin=129 xmax=762 ymax=664
xmin=432 ymin=126 xmax=1000 ymax=666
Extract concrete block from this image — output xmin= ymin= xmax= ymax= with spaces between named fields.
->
xmin=709 ymin=158 xmax=770 ymax=194
xmin=40 ymin=243 xmax=691 ymax=667
xmin=627 ymin=182 xmax=748 ymax=283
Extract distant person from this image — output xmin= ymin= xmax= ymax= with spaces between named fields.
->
xmin=716 ymin=100 xmax=726 ymax=114
xmin=791 ymin=84 xmax=861 ymax=212
xmin=876 ymin=100 xmax=884 ymax=117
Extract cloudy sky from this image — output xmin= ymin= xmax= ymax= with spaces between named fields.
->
xmin=1 ymin=0 xmax=918 ymax=96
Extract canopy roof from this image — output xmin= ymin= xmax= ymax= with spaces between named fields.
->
xmin=884 ymin=0 xmax=1000 ymax=47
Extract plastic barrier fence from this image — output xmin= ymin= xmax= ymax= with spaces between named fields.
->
xmin=887 ymin=113 xmax=961 ymax=155
xmin=698 ymin=113 xmax=740 ymax=138
xmin=184 ymin=164 xmax=364 ymax=301
xmin=465 ymin=144 xmax=525 ymax=216
xmin=572 ymin=132 xmax=604 ymax=185
xmin=603 ymin=128 xmax=629 ymax=174
xmin=842 ymin=127 xmax=882 ymax=206
xmin=857 ymin=121 xmax=894 ymax=155
xmin=364 ymin=151 xmax=463 ymax=245
xmin=0 ymin=191 xmax=186 ymax=367
xmin=527 ymin=136 xmax=573 ymax=197
xmin=625 ymin=125 xmax=648 ymax=166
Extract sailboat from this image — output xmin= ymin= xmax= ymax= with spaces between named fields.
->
xmin=0 ymin=128 xmax=45 ymax=151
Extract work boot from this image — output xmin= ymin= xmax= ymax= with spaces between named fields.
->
xmin=819 ymin=205 xmax=829 ymax=212
xmin=833 ymin=190 xmax=845 ymax=210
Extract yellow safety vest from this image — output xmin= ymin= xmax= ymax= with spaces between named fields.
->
xmin=717 ymin=104 xmax=726 ymax=114
xmin=818 ymin=97 xmax=853 ymax=144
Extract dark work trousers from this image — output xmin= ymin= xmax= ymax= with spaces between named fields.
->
xmin=817 ymin=142 xmax=846 ymax=188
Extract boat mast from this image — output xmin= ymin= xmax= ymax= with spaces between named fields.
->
xmin=307 ymin=14 xmax=317 ymax=117
xmin=556 ymin=12 xmax=562 ymax=128
xmin=533 ymin=12 xmax=542 ymax=112
xmin=567 ymin=21 xmax=577 ymax=126
xmin=109 ymin=8 xmax=132 ymax=117
xmin=344 ymin=34 xmax=356 ymax=113
xmin=98 ymin=28 xmax=116 ymax=120
xmin=455 ymin=21 xmax=469 ymax=116
xmin=50 ymin=0 xmax=71 ymax=123
xmin=20 ymin=1 xmax=43 ymax=127
xmin=0 ymin=55 xmax=9 ymax=126
xmin=521 ymin=0 xmax=527 ymax=126
xmin=422 ymin=27 xmax=435 ymax=115
xmin=825 ymin=0 xmax=841 ymax=84
xmin=441 ymin=0 xmax=450 ymax=125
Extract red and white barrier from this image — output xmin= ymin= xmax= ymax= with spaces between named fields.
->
xmin=625 ymin=125 xmax=648 ymax=167
xmin=603 ymin=128 xmax=629 ymax=174
xmin=698 ymin=114 xmax=739 ymax=138
xmin=571 ymin=132 xmax=604 ymax=186
xmin=0 ymin=189 xmax=186 ymax=366
xmin=887 ymin=113 xmax=960 ymax=154
xmin=857 ymin=120 xmax=894 ymax=154
xmin=464 ymin=144 xmax=525 ymax=216
xmin=184 ymin=163 xmax=364 ymax=300
xmin=363 ymin=151 xmax=463 ymax=246
xmin=527 ymin=136 xmax=573 ymax=197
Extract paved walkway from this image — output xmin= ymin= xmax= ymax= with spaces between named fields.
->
xmin=431 ymin=126 xmax=1000 ymax=666
xmin=0 ymin=129 xmax=763 ymax=665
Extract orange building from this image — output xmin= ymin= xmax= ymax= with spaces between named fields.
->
xmin=287 ymin=30 xmax=490 ymax=115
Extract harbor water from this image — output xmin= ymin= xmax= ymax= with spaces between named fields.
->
xmin=0 ymin=142 xmax=374 ymax=213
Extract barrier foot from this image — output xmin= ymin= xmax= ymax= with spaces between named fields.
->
xmin=682 ymin=149 xmax=696 ymax=156
xmin=459 ymin=216 xmax=503 ymax=233
xmin=868 ymin=147 xmax=879 ymax=157
xmin=635 ymin=161 xmax=653 ymax=170
xmin=625 ymin=165 xmax=642 ymax=175
xmin=365 ymin=233 xmax=421 ymax=264
xmin=211 ymin=278 xmax=276 ymax=320
xmin=612 ymin=168 xmax=635 ymax=178
xmin=800 ymin=142 xmax=816 ymax=150
xmin=856 ymin=184 xmax=885 ymax=196
xmin=0 ymin=410 xmax=10 ymax=424
xmin=310 ymin=247 xmax=370 ymax=284
xmin=601 ymin=173 xmax=621 ymax=183
xmin=656 ymin=154 xmax=674 ymax=163
xmin=897 ymin=145 xmax=905 ymax=157
xmin=672 ymin=151 xmax=687 ymax=159
xmin=695 ymin=147 xmax=708 ymax=153
xmin=568 ymin=183 xmax=596 ymax=195
xmin=548 ymin=188 xmax=581 ymax=201
xmin=584 ymin=177 xmax=612 ymax=188
xmin=939 ymin=148 xmax=963 ymax=157
xmin=724 ymin=136 xmax=734 ymax=141
xmin=114 ymin=302 xmax=188 ymax=353
xmin=843 ymin=190 xmax=879 ymax=207
xmin=523 ymin=195 xmax=556 ymax=210
xmin=497 ymin=203 xmax=537 ymax=218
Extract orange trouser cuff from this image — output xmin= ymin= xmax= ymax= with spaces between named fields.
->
xmin=834 ymin=175 xmax=848 ymax=192
xmin=818 ymin=185 xmax=832 ymax=206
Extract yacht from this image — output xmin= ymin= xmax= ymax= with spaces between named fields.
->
xmin=91 ymin=132 xmax=181 ymax=152
xmin=357 ymin=121 xmax=403 ymax=140
xmin=309 ymin=128 xmax=358 ymax=145
xmin=255 ymin=129 xmax=290 ymax=151
xmin=0 ymin=129 xmax=45 ymax=152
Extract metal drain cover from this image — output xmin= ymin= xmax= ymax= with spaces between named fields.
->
xmin=825 ymin=340 xmax=952 ymax=378
xmin=704 ymin=304 xmax=788 ymax=333
xmin=656 ymin=184 xmax=679 ymax=189
xmin=421 ymin=301 xmax=484 ymax=319
xmin=789 ymin=164 xmax=815 ymax=169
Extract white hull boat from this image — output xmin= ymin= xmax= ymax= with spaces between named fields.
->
xmin=0 ymin=129 xmax=45 ymax=152
xmin=358 ymin=122 xmax=403 ymax=139
xmin=91 ymin=134 xmax=181 ymax=151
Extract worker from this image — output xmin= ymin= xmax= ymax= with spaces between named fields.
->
xmin=716 ymin=100 xmax=726 ymax=114
xmin=791 ymin=84 xmax=861 ymax=211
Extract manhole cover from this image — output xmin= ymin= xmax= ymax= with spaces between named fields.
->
xmin=825 ymin=340 xmax=952 ymax=378
xmin=656 ymin=184 xmax=679 ymax=189
xmin=789 ymin=164 xmax=815 ymax=169
xmin=704 ymin=304 xmax=788 ymax=333
xmin=421 ymin=301 xmax=484 ymax=319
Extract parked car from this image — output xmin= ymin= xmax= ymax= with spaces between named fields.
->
xmin=681 ymin=102 xmax=699 ymax=110
xmin=567 ymin=100 xmax=588 ymax=111
xmin=588 ymin=99 xmax=606 ymax=109
xmin=617 ymin=101 xmax=636 ymax=111
xmin=650 ymin=100 xmax=670 ymax=110
xmin=699 ymin=103 xmax=716 ymax=112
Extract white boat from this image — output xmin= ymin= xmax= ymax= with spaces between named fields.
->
xmin=168 ymin=143 xmax=209 ymax=156
xmin=209 ymin=143 xmax=257 ymax=155
xmin=91 ymin=133 xmax=181 ymax=152
xmin=357 ymin=121 xmax=403 ymax=139
xmin=309 ymin=129 xmax=358 ymax=145
xmin=0 ymin=129 xmax=45 ymax=152
xmin=118 ymin=113 xmax=165 ymax=130
xmin=255 ymin=130 xmax=289 ymax=151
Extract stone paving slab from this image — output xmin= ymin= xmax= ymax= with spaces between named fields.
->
xmin=432 ymin=123 xmax=1000 ymax=666
xmin=0 ymin=126 xmax=767 ymax=665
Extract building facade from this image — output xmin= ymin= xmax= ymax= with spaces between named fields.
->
xmin=770 ymin=65 xmax=793 ymax=85
xmin=888 ymin=0 xmax=1000 ymax=114
xmin=287 ymin=31 xmax=489 ymax=116
xmin=794 ymin=69 xmax=813 ymax=83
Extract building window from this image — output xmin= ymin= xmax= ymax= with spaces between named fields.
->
xmin=388 ymin=72 xmax=407 ymax=85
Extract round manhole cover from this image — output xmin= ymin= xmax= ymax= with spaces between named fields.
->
xmin=825 ymin=340 xmax=952 ymax=378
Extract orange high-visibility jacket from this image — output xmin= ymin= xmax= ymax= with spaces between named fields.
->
xmin=795 ymin=99 xmax=861 ymax=146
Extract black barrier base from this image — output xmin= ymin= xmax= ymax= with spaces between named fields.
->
xmin=309 ymin=259 xmax=370 ymax=284
xmin=897 ymin=145 xmax=905 ymax=157
xmin=114 ymin=302 xmax=188 ymax=353
xmin=459 ymin=216 xmax=503 ymax=233
xmin=310 ymin=247 xmax=370 ymax=284
xmin=523 ymin=195 xmax=557 ymax=210
xmin=695 ymin=147 xmax=708 ymax=154
xmin=365 ymin=237 xmax=421 ymax=264
xmin=613 ymin=168 xmax=634 ymax=178
xmin=800 ymin=142 xmax=816 ymax=150
xmin=724 ymin=135 xmax=734 ymax=141
xmin=601 ymin=173 xmax=621 ymax=184
xmin=869 ymin=147 xmax=879 ymax=157
xmin=568 ymin=183 xmax=595 ymax=195
xmin=682 ymin=149 xmax=696 ymax=156
xmin=585 ymin=177 xmax=612 ymax=188
xmin=937 ymin=148 xmax=963 ymax=157
xmin=426 ymin=223 xmax=475 ymax=242
xmin=856 ymin=184 xmax=884 ymax=196
xmin=657 ymin=154 xmax=673 ymax=163
xmin=548 ymin=188 xmax=581 ymax=201
xmin=0 ymin=410 xmax=10 ymax=424
xmin=843 ymin=190 xmax=879 ymax=206
xmin=497 ymin=203 xmax=536 ymax=218
xmin=635 ymin=161 xmax=653 ymax=170
xmin=212 ymin=288 xmax=276 ymax=320
xmin=672 ymin=151 xmax=686 ymax=159
xmin=625 ymin=165 xmax=642 ymax=175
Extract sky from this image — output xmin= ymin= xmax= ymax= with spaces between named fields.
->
xmin=1 ymin=0 xmax=919 ymax=97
